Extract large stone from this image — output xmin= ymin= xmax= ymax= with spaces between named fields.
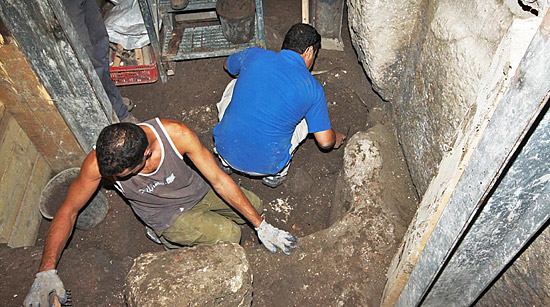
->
xmin=245 ymin=124 xmax=418 ymax=306
xmin=347 ymin=0 xmax=424 ymax=103
xmin=382 ymin=12 xmax=546 ymax=305
xmin=125 ymin=242 xmax=253 ymax=307
xmin=398 ymin=0 xmax=513 ymax=194
xmin=347 ymin=0 xmax=514 ymax=194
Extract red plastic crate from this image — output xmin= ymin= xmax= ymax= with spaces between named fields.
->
xmin=109 ymin=50 xmax=158 ymax=86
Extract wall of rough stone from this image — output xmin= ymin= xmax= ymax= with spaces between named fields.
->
xmin=348 ymin=0 xmax=516 ymax=194
xmin=347 ymin=0 xmax=549 ymax=304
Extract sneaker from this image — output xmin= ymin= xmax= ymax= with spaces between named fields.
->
xmin=121 ymin=113 xmax=141 ymax=124
xmin=122 ymin=97 xmax=135 ymax=112
xmin=145 ymin=226 xmax=162 ymax=244
xmin=213 ymin=147 xmax=233 ymax=174
xmin=170 ymin=0 xmax=189 ymax=10
xmin=220 ymin=164 xmax=233 ymax=175
xmin=164 ymin=244 xmax=178 ymax=251
xmin=262 ymin=175 xmax=286 ymax=188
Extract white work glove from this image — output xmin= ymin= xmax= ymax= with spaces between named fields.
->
xmin=255 ymin=220 xmax=298 ymax=255
xmin=23 ymin=270 xmax=67 ymax=307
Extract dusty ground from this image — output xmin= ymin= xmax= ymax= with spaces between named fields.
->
xmin=0 ymin=1 xmax=417 ymax=306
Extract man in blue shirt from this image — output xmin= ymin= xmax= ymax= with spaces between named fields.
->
xmin=213 ymin=23 xmax=345 ymax=187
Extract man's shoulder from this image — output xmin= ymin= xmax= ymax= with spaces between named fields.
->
xmin=157 ymin=118 xmax=190 ymax=134
xmin=233 ymin=47 xmax=274 ymax=61
xmin=81 ymin=150 xmax=103 ymax=180
xmin=244 ymin=46 xmax=270 ymax=54
xmin=158 ymin=118 xmax=197 ymax=145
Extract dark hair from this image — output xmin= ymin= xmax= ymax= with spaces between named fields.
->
xmin=95 ymin=123 xmax=148 ymax=177
xmin=281 ymin=23 xmax=321 ymax=54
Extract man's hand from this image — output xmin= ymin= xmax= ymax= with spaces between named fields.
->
xmin=255 ymin=220 xmax=298 ymax=255
xmin=333 ymin=131 xmax=346 ymax=149
xmin=24 ymin=270 xmax=66 ymax=307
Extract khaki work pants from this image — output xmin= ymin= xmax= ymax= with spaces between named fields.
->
xmin=157 ymin=187 xmax=262 ymax=249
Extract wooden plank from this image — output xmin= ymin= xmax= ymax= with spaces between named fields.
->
xmin=112 ymin=44 xmax=123 ymax=67
xmin=8 ymin=155 xmax=52 ymax=247
xmin=0 ymin=116 xmax=36 ymax=242
xmin=302 ymin=0 xmax=309 ymax=24
xmin=143 ymin=45 xmax=152 ymax=65
xmin=396 ymin=11 xmax=550 ymax=306
xmin=174 ymin=11 xmax=218 ymax=22
xmin=0 ymin=115 xmax=21 ymax=180
xmin=135 ymin=48 xmax=144 ymax=65
xmin=167 ymin=24 xmax=185 ymax=56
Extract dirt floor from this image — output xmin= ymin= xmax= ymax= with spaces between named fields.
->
xmin=0 ymin=1 xmax=417 ymax=306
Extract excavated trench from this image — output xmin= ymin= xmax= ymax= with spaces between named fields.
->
xmin=0 ymin=1 xmax=419 ymax=306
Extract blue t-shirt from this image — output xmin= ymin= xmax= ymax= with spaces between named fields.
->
xmin=213 ymin=47 xmax=332 ymax=174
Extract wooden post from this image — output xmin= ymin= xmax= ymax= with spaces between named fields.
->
xmin=302 ymin=0 xmax=309 ymax=24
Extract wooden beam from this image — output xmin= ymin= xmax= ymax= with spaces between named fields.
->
xmin=302 ymin=0 xmax=309 ymax=24
xmin=8 ymin=155 xmax=51 ymax=247
xmin=0 ymin=115 xmax=37 ymax=242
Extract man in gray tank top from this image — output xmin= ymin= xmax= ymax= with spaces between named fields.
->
xmin=24 ymin=118 xmax=297 ymax=307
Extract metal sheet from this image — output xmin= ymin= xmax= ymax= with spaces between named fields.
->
xmin=397 ymin=11 xmax=550 ymax=307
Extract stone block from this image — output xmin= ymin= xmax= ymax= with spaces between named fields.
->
xmin=343 ymin=131 xmax=382 ymax=192
xmin=125 ymin=242 xmax=253 ymax=307
xmin=348 ymin=0 xmax=514 ymax=194
xmin=347 ymin=0 xmax=424 ymax=102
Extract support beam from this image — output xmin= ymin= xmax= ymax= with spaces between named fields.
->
xmin=137 ymin=0 xmax=168 ymax=83
xmin=397 ymin=11 xmax=550 ymax=306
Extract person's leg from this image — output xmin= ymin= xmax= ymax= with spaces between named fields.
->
xmin=66 ymin=0 xmax=129 ymax=120
xmin=278 ymin=118 xmax=308 ymax=177
xmin=262 ymin=119 xmax=308 ymax=187
xmin=84 ymin=0 xmax=129 ymax=120
xmin=157 ymin=188 xmax=262 ymax=248
xmin=214 ymin=79 xmax=237 ymax=171
xmin=216 ymin=79 xmax=237 ymax=121
xmin=289 ymin=118 xmax=309 ymax=157
xmin=202 ymin=186 xmax=263 ymax=224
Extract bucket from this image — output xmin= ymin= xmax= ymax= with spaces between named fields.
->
xmin=40 ymin=168 xmax=109 ymax=230
xmin=216 ymin=0 xmax=256 ymax=44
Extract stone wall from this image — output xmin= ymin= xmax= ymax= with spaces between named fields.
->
xmin=347 ymin=0 xmax=549 ymax=304
xmin=348 ymin=0 xmax=515 ymax=194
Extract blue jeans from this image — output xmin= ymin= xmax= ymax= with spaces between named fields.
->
xmin=62 ymin=0 xmax=129 ymax=120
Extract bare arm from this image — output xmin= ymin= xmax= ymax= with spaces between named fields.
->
xmin=165 ymin=119 xmax=262 ymax=227
xmin=313 ymin=128 xmax=346 ymax=150
xmin=224 ymin=58 xmax=238 ymax=78
xmin=39 ymin=152 xmax=103 ymax=272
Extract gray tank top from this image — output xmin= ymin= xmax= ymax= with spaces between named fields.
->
xmin=115 ymin=118 xmax=210 ymax=231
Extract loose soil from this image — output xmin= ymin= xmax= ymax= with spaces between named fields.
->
xmin=0 ymin=1 xmax=417 ymax=306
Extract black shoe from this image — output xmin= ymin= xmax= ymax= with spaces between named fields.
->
xmin=170 ymin=0 xmax=189 ymax=10
xmin=262 ymin=175 xmax=286 ymax=188
xmin=145 ymin=226 xmax=162 ymax=244
xmin=213 ymin=147 xmax=233 ymax=174
xmin=220 ymin=164 xmax=233 ymax=175
xmin=122 ymin=97 xmax=134 ymax=112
